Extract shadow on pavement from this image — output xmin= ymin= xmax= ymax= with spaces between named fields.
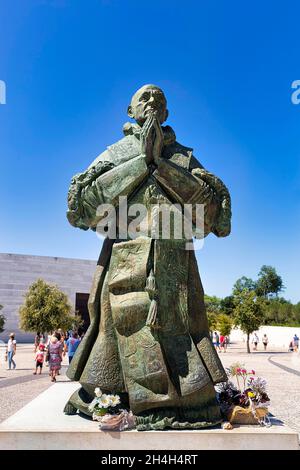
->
xmin=250 ymin=351 xmax=289 ymax=355
xmin=268 ymin=356 xmax=300 ymax=377
xmin=0 ymin=373 xmax=51 ymax=389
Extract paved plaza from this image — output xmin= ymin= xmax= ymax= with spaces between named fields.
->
xmin=0 ymin=341 xmax=299 ymax=436
xmin=0 ymin=343 xmax=69 ymax=423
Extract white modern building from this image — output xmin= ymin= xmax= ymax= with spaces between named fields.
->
xmin=0 ymin=253 xmax=96 ymax=342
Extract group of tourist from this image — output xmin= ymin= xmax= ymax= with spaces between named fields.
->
xmin=3 ymin=330 xmax=82 ymax=382
xmin=251 ymin=333 xmax=269 ymax=351
xmin=212 ymin=331 xmax=270 ymax=352
xmin=253 ymin=332 xmax=300 ymax=353
xmin=212 ymin=332 xmax=229 ymax=352
xmin=34 ymin=330 xmax=82 ymax=382
xmin=5 ymin=328 xmax=299 ymax=380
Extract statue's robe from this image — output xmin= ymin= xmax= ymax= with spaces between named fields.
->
xmin=65 ymin=123 xmax=231 ymax=429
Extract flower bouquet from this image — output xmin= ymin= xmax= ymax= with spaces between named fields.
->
xmin=88 ymin=388 xmax=135 ymax=431
xmin=88 ymin=388 xmax=121 ymax=418
xmin=215 ymin=362 xmax=271 ymax=426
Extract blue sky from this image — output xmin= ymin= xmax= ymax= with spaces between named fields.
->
xmin=0 ymin=0 xmax=299 ymax=302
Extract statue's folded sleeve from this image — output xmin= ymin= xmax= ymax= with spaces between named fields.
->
xmin=67 ymin=155 xmax=149 ymax=230
xmin=153 ymin=158 xmax=231 ymax=237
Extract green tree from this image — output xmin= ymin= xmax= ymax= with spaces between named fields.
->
xmin=233 ymin=290 xmax=265 ymax=353
xmin=256 ymin=265 xmax=284 ymax=298
xmin=19 ymin=279 xmax=82 ymax=334
xmin=232 ymin=276 xmax=256 ymax=296
xmin=217 ymin=313 xmax=233 ymax=336
xmin=220 ymin=295 xmax=235 ymax=316
xmin=263 ymin=297 xmax=292 ymax=325
xmin=207 ymin=312 xmax=218 ymax=332
xmin=204 ymin=295 xmax=221 ymax=332
xmin=204 ymin=295 xmax=221 ymax=314
xmin=0 ymin=304 xmax=5 ymax=334
xmin=293 ymin=302 xmax=300 ymax=325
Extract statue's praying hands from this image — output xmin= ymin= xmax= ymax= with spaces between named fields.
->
xmin=140 ymin=112 xmax=164 ymax=165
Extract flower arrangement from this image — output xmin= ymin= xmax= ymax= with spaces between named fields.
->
xmin=215 ymin=362 xmax=271 ymax=426
xmin=88 ymin=388 xmax=121 ymax=418
xmin=88 ymin=388 xmax=136 ymax=431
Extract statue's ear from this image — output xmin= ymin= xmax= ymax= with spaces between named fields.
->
xmin=127 ymin=105 xmax=134 ymax=118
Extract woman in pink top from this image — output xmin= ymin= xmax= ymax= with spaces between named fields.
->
xmin=48 ymin=335 xmax=63 ymax=382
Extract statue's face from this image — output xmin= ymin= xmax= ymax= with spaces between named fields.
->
xmin=128 ymin=85 xmax=168 ymax=125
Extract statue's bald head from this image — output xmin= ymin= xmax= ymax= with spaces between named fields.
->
xmin=127 ymin=84 xmax=168 ymax=126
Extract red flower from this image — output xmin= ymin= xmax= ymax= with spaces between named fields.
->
xmin=241 ymin=369 xmax=247 ymax=374
xmin=250 ymin=370 xmax=255 ymax=375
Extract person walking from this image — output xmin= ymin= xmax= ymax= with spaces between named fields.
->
xmin=53 ymin=330 xmax=64 ymax=374
xmin=262 ymin=334 xmax=269 ymax=351
xmin=212 ymin=331 xmax=220 ymax=352
xmin=33 ymin=343 xmax=45 ymax=375
xmin=65 ymin=332 xmax=81 ymax=364
xmin=293 ymin=334 xmax=299 ymax=352
xmin=5 ymin=333 xmax=17 ymax=370
xmin=219 ymin=334 xmax=225 ymax=352
xmin=252 ymin=332 xmax=259 ymax=351
xmin=48 ymin=335 xmax=63 ymax=382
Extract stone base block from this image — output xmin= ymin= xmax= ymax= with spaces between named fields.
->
xmin=0 ymin=382 xmax=298 ymax=450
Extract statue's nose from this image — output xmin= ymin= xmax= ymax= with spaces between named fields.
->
xmin=148 ymin=95 xmax=155 ymax=103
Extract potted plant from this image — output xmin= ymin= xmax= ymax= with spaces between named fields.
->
xmin=215 ymin=363 xmax=270 ymax=426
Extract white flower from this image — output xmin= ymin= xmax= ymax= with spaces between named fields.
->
xmin=88 ymin=398 xmax=98 ymax=412
xmin=99 ymin=394 xmax=112 ymax=408
xmin=110 ymin=395 xmax=121 ymax=407
xmin=94 ymin=387 xmax=102 ymax=398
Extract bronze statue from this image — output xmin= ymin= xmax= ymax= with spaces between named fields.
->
xmin=64 ymin=84 xmax=231 ymax=430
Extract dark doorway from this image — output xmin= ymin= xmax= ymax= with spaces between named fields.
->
xmin=75 ymin=292 xmax=90 ymax=334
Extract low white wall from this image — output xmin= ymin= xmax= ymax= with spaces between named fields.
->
xmin=229 ymin=326 xmax=300 ymax=349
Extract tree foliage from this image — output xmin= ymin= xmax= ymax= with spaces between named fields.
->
xmin=205 ymin=264 xmax=298 ymax=333
xmin=0 ymin=304 xmax=5 ymax=334
xmin=293 ymin=302 xmax=300 ymax=324
xmin=204 ymin=295 xmax=221 ymax=314
xmin=207 ymin=312 xmax=218 ymax=332
xmin=219 ymin=295 xmax=235 ymax=316
xmin=233 ymin=290 xmax=266 ymax=353
xmin=232 ymin=276 xmax=256 ymax=296
xmin=217 ymin=313 xmax=233 ymax=336
xmin=19 ymin=279 xmax=82 ymax=334
xmin=255 ymin=265 xmax=284 ymax=298
xmin=263 ymin=297 xmax=300 ymax=325
xmin=204 ymin=295 xmax=221 ymax=331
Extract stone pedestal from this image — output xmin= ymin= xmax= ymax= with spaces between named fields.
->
xmin=0 ymin=382 xmax=298 ymax=450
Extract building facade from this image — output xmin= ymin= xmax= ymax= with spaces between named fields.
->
xmin=0 ymin=253 xmax=96 ymax=342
